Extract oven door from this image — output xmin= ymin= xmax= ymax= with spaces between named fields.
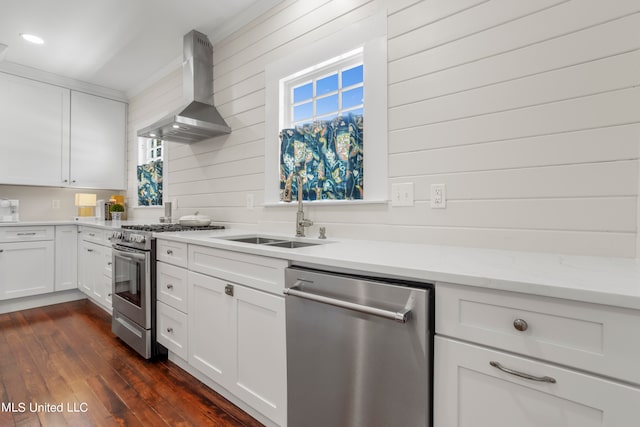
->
xmin=112 ymin=245 xmax=150 ymax=328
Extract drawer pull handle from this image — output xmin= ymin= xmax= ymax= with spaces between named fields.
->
xmin=166 ymin=249 xmax=173 ymax=255
xmin=87 ymin=249 xmax=94 ymax=252
xmin=107 ymin=262 xmax=112 ymax=266
xmin=166 ymin=284 xmax=174 ymax=290
xmin=166 ymin=327 xmax=174 ymax=333
xmin=17 ymin=232 xmax=37 ymax=236
xmin=490 ymin=361 xmax=556 ymax=384
xmin=88 ymin=233 xmax=95 ymax=237
xmin=513 ymin=318 xmax=528 ymax=332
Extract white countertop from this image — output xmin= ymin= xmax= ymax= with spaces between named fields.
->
xmin=153 ymin=228 xmax=640 ymax=311
xmin=3 ymin=221 xmax=639 ymax=310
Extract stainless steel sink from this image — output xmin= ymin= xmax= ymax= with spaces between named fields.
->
xmin=227 ymin=236 xmax=285 ymax=245
xmin=264 ymin=240 xmax=321 ymax=249
xmin=221 ymin=235 xmax=326 ymax=249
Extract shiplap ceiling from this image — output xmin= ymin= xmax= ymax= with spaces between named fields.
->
xmin=0 ymin=0 xmax=281 ymax=96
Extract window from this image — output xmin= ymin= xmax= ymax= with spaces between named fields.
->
xmin=137 ymin=138 xmax=163 ymax=206
xmin=286 ymin=54 xmax=364 ymax=126
xmin=279 ymin=51 xmax=365 ymax=201
xmin=265 ymin=12 xmax=387 ymax=205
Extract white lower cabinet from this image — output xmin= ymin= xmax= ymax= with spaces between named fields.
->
xmin=434 ymin=337 xmax=640 ymax=427
xmin=434 ymin=282 xmax=640 ymax=427
xmin=0 ymin=240 xmax=54 ymax=299
xmin=157 ymin=259 xmax=189 ymax=360
xmin=77 ymin=227 xmax=112 ymax=312
xmin=188 ymin=270 xmax=286 ymax=426
xmin=55 ymin=225 xmax=78 ymax=291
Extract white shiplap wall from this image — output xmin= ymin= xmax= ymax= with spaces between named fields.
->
xmin=128 ymin=0 xmax=640 ymax=258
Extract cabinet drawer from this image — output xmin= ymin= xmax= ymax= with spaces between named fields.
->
xmin=188 ymin=245 xmax=288 ymax=295
xmin=436 ymin=282 xmax=640 ymax=385
xmin=434 ymin=337 xmax=640 ymax=427
xmin=0 ymin=226 xmax=54 ymax=242
xmin=157 ymin=262 xmax=188 ymax=312
xmin=156 ymin=239 xmax=187 ymax=268
xmin=157 ymin=301 xmax=188 ymax=360
xmin=80 ymin=226 xmax=107 ymax=245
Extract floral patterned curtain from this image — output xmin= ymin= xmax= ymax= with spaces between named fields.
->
xmin=137 ymin=160 xmax=163 ymax=206
xmin=279 ymin=114 xmax=363 ymax=201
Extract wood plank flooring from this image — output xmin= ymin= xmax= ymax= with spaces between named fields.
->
xmin=0 ymin=300 xmax=264 ymax=427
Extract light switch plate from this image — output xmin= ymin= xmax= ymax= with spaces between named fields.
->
xmin=391 ymin=183 xmax=414 ymax=206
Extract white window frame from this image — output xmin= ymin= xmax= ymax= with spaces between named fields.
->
xmin=284 ymin=51 xmax=364 ymax=127
xmin=265 ymin=12 xmax=387 ymax=205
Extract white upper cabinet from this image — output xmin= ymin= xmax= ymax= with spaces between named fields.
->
xmin=70 ymin=91 xmax=126 ymax=189
xmin=0 ymin=72 xmax=127 ymax=190
xmin=0 ymin=72 xmax=70 ymax=186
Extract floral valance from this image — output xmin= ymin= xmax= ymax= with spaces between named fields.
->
xmin=279 ymin=114 xmax=363 ymax=201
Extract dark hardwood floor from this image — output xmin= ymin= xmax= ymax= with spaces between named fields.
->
xmin=0 ymin=300 xmax=264 ymax=427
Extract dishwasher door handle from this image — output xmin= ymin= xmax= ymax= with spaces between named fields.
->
xmin=284 ymin=283 xmax=412 ymax=323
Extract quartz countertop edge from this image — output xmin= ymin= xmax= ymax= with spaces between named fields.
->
xmin=3 ymin=222 xmax=639 ymax=311
xmin=152 ymin=228 xmax=640 ymax=311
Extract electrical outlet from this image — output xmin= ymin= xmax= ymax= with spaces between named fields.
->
xmin=52 ymin=200 xmax=60 ymax=209
xmin=391 ymin=183 xmax=414 ymax=206
xmin=430 ymin=184 xmax=446 ymax=209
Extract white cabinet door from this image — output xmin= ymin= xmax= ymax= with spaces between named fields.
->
xmin=0 ymin=72 xmax=70 ymax=186
xmin=70 ymin=91 xmax=126 ymax=190
xmin=78 ymin=240 xmax=102 ymax=296
xmin=0 ymin=241 xmax=54 ymax=299
xmin=188 ymin=271 xmax=233 ymax=387
xmin=187 ymin=270 xmax=286 ymax=425
xmin=434 ymin=337 xmax=640 ymax=427
xmin=232 ymin=283 xmax=286 ymax=425
xmin=55 ymin=225 xmax=78 ymax=291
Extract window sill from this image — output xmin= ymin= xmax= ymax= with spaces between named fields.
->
xmin=263 ymin=199 xmax=388 ymax=207
xmin=133 ymin=206 xmax=163 ymax=209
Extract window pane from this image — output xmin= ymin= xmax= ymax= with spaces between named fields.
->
xmin=316 ymin=73 xmax=338 ymax=96
xmin=293 ymin=82 xmax=313 ymax=103
xmin=342 ymin=87 xmax=363 ymax=109
xmin=294 ymin=102 xmax=313 ymax=122
xmin=342 ymin=65 xmax=363 ymax=87
xmin=345 ymin=107 xmax=363 ymax=116
xmin=317 ymin=113 xmax=338 ymax=122
xmin=317 ymin=94 xmax=338 ymax=116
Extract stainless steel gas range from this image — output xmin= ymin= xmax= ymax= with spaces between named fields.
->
xmin=110 ymin=223 xmax=224 ymax=359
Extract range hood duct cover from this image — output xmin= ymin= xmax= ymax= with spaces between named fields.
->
xmin=137 ymin=30 xmax=230 ymax=143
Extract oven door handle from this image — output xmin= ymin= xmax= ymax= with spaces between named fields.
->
xmin=112 ymin=247 xmax=147 ymax=262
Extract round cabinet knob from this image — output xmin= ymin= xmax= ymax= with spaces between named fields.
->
xmin=166 ymin=284 xmax=174 ymax=290
xmin=513 ymin=318 xmax=528 ymax=332
xmin=166 ymin=249 xmax=173 ymax=255
xmin=166 ymin=327 xmax=174 ymax=333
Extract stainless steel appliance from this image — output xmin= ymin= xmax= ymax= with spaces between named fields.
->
xmin=137 ymin=30 xmax=231 ymax=143
xmin=284 ymin=266 xmax=434 ymax=427
xmin=0 ymin=199 xmax=19 ymax=222
xmin=111 ymin=223 xmax=224 ymax=359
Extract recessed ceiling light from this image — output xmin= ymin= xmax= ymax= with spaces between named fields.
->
xmin=172 ymin=124 xmax=180 ymax=129
xmin=20 ymin=33 xmax=44 ymax=45
xmin=149 ymin=133 xmax=157 ymax=137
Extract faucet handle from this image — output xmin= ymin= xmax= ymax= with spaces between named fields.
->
xmin=319 ymin=227 xmax=327 ymax=239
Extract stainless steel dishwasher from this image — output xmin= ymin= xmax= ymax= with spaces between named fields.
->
xmin=284 ymin=266 xmax=434 ymax=427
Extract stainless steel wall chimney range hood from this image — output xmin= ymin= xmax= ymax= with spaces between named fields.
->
xmin=137 ymin=30 xmax=231 ymax=143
